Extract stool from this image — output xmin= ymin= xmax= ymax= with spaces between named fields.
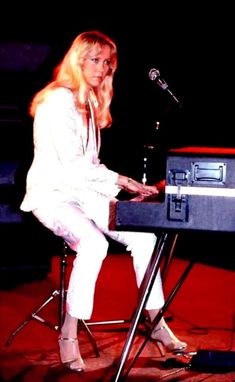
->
xmin=5 ymin=240 xmax=100 ymax=357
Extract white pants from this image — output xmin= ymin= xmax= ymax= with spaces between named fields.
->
xmin=33 ymin=196 xmax=164 ymax=319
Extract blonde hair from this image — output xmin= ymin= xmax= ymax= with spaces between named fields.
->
xmin=30 ymin=31 xmax=118 ymax=128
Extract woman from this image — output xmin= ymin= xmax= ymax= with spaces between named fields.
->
xmin=20 ymin=30 xmax=186 ymax=373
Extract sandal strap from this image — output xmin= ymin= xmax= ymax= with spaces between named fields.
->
xmin=152 ymin=326 xmax=165 ymax=335
xmin=58 ymin=337 xmax=78 ymax=342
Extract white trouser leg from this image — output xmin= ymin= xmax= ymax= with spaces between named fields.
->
xmin=67 ymin=230 xmax=108 ymax=319
xmin=33 ymin=202 xmax=109 ymax=319
xmin=106 ymin=230 xmax=165 ymax=310
xmin=94 ymin=200 xmax=165 ymax=311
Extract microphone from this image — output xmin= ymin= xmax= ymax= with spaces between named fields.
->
xmin=148 ymin=68 xmax=168 ymax=90
xmin=148 ymin=68 xmax=182 ymax=106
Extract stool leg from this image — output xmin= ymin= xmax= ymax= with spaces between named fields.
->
xmin=6 ymin=239 xmax=101 ymax=358
xmin=5 ymin=290 xmax=60 ymax=346
xmin=79 ymin=320 xmax=100 ymax=357
xmin=58 ymin=242 xmax=68 ymax=329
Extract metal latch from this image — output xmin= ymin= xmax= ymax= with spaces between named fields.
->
xmin=167 ymin=172 xmax=189 ymax=221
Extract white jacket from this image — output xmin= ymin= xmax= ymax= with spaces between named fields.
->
xmin=20 ymin=87 xmax=120 ymax=212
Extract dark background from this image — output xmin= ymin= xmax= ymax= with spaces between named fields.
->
xmin=1 ymin=4 xmax=234 ymax=173
xmin=0 ymin=4 xmax=234 ymax=283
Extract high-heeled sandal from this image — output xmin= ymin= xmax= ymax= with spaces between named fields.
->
xmin=151 ymin=325 xmax=187 ymax=357
xmin=58 ymin=337 xmax=85 ymax=372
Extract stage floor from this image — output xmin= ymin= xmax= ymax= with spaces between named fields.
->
xmin=0 ymin=251 xmax=235 ymax=381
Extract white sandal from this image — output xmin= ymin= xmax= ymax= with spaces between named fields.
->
xmin=58 ymin=337 xmax=85 ymax=372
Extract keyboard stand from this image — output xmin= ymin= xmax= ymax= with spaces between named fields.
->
xmin=112 ymin=232 xmax=194 ymax=382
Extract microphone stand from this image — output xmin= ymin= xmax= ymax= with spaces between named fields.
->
xmin=166 ymin=87 xmax=181 ymax=106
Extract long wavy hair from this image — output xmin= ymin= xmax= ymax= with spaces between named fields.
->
xmin=29 ymin=31 xmax=118 ymax=129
